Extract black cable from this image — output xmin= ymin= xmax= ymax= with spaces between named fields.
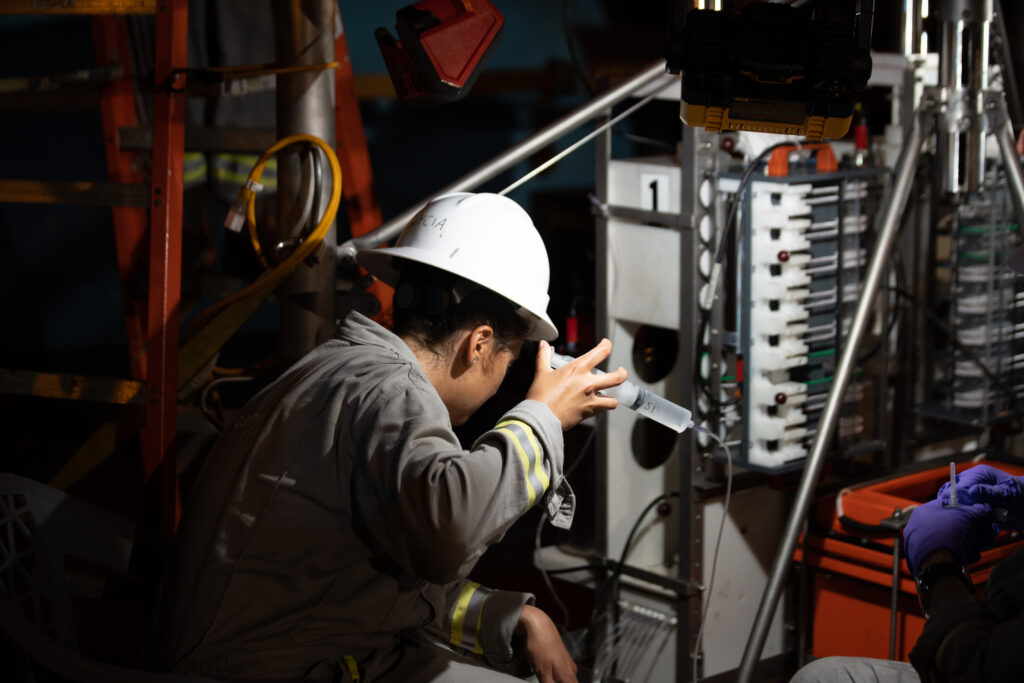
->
xmin=856 ymin=246 xmax=905 ymax=364
xmin=564 ymin=420 xmax=597 ymax=479
xmin=563 ymin=0 xmax=594 ymax=97
xmin=694 ymin=311 xmax=741 ymax=409
xmin=545 ymin=564 xmax=601 ymax=575
xmin=563 ymin=0 xmax=675 ymax=154
xmin=585 ymin=491 xmax=680 ymax=659
xmin=716 ymin=141 xmax=805 ymax=267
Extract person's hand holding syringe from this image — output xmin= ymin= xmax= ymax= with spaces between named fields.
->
xmin=546 ymin=349 xmax=713 ymax=436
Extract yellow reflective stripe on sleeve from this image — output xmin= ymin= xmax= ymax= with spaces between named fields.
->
xmin=472 ymin=600 xmax=485 ymax=655
xmin=521 ymin=422 xmax=550 ymax=491
xmin=496 ymin=424 xmax=537 ymax=506
xmin=497 ymin=419 xmax=548 ymax=499
xmin=212 ymin=154 xmax=278 ymax=190
xmin=182 ymin=152 xmax=207 ymax=187
xmin=343 ymin=655 xmax=360 ymax=682
xmin=450 ymin=581 xmax=480 ymax=649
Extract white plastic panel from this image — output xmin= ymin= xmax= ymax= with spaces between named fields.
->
xmin=607 ymin=219 xmax=681 ymax=329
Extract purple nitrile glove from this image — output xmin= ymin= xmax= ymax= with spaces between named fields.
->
xmin=938 ymin=464 xmax=1024 ymax=531
xmin=902 ymin=499 xmax=999 ymax=576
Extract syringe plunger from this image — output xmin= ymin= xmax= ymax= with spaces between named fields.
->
xmin=550 ymin=352 xmax=692 ymax=433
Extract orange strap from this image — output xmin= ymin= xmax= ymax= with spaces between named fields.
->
xmin=767 ymin=143 xmax=838 ymax=177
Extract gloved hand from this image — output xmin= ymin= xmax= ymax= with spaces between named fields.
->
xmin=902 ymin=499 xmax=999 ymax=576
xmin=938 ymin=464 xmax=1024 ymax=530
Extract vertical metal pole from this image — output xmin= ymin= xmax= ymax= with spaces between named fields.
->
xmin=993 ymin=114 xmax=1024 ymax=226
xmin=591 ymin=107 xmax=613 ymax=673
xmin=679 ymin=126 xmax=715 ymax=680
xmin=936 ymin=0 xmax=993 ymax=195
xmin=273 ymin=0 xmax=338 ymax=365
xmin=737 ymin=110 xmax=927 ymax=683
xmin=145 ymin=0 xmax=187 ymax=536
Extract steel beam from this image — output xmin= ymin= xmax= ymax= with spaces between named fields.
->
xmin=273 ymin=0 xmax=338 ymax=365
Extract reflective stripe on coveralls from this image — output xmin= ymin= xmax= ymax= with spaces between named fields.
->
xmin=343 ymin=654 xmax=360 ymax=682
xmin=496 ymin=420 xmax=550 ymax=508
xmin=212 ymin=153 xmax=278 ymax=195
xmin=183 ymin=152 xmax=208 ymax=190
xmin=449 ymin=581 xmax=492 ymax=654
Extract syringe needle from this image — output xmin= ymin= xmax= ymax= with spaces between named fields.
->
xmin=948 ymin=461 xmax=959 ymax=508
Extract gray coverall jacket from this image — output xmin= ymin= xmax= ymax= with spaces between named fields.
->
xmin=159 ymin=312 xmax=575 ymax=681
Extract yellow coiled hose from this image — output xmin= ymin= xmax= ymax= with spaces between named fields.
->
xmin=186 ymin=133 xmax=342 ymax=338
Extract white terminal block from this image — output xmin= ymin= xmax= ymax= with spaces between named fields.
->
xmin=751 ymin=336 xmax=809 ymax=370
xmin=750 ymin=303 xmax=809 ymax=335
xmin=750 ymin=376 xmax=807 ymax=408
xmin=744 ymin=181 xmax=820 ymax=468
xmin=748 ymin=440 xmax=807 ymax=467
xmin=749 ymin=411 xmax=808 ymax=442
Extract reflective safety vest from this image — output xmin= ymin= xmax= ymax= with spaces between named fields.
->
xmin=211 ymin=153 xmax=278 ymax=203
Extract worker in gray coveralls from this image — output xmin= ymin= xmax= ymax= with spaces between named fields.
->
xmin=158 ymin=192 xmax=627 ymax=683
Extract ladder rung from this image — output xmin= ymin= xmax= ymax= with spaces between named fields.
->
xmin=0 ymin=180 xmax=149 ymax=207
xmin=0 ymin=0 xmax=155 ymax=14
xmin=0 ymin=370 xmax=144 ymax=405
xmin=119 ymin=125 xmax=277 ymax=154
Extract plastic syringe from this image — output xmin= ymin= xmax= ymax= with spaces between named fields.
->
xmin=550 ymin=352 xmax=693 ymax=433
xmin=944 ymin=461 xmax=1010 ymax=522
xmin=945 ymin=461 xmax=960 ymax=508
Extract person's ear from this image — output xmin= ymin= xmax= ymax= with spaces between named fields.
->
xmin=469 ymin=325 xmax=495 ymax=366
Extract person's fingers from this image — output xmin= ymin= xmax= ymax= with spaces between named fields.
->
xmin=587 ymin=395 xmax=620 ymax=413
xmin=963 ymin=485 xmax=1021 ymax=511
xmin=536 ymin=340 xmax=554 ymax=374
xmin=574 ymin=338 xmax=612 ymax=370
xmin=564 ymin=659 xmax=579 ymax=683
xmin=590 ymin=366 xmax=628 ymax=392
xmin=534 ymin=666 xmax=554 ymax=683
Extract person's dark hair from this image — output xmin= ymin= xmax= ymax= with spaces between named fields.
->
xmin=390 ymin=262 xmax=530 ymax=356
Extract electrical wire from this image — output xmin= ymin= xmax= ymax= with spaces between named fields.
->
xmin=585 ymin=491 xmax=679 ymax=661
xmin=856 ymin=245 xmax=905 ymax=364
xmin=641 ymin=615 xmax=677 ymax=683
xmin=200 ymin=375 xmax=254 ymax=431
xmin=533 ymin=422 xmax=599 ymax=631
xmin=561 ymin=0 xmax=676 ymax=154
xmin=619 ymin=608 xmax=661 ymax=678
xmin=691 ymin=427 xmax=733 ymax=683
xmin=247 ymin=144 xmax=320 ymax=270
xmin=563 ymin=0 xmax=594 ymax=97
xmin=184 ymin=134 xmax=342 ymax=340
xmin=499 ymin=76 xmax=679 ymax=196
xmin=535 ymin=510 xmax=572 ymax=631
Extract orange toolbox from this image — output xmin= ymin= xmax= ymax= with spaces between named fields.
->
xmin=794 ymin=459 xmax=1024 ymax=661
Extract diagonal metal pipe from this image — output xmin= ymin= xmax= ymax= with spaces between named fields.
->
xmin=335 ymin=60 xmax=670 ymax=262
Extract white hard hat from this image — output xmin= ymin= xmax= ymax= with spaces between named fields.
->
xmin=358 ymin=192 xmax=558 ymax=341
